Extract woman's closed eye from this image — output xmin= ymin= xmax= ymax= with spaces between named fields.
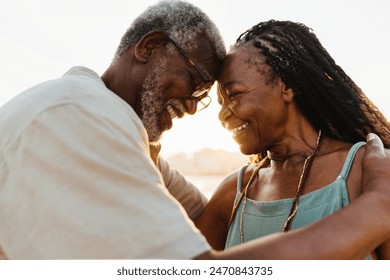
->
xmin=227 ymin=92 xmax=241 ymax=100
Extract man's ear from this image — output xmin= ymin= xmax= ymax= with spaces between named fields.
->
xmin=134 ymin=31 xmax=169 ymax=63
xmin=279 ymin=78 xmax=294 ymax=103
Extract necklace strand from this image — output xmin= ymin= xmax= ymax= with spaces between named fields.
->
xmin=229 ymin=130 xmax=323 ymax=244
xmin=283 ymin=130 xmax=322 ymax=231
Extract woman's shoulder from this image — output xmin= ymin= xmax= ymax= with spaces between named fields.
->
xmin=210 ymin=166 xmax=245 ymax=200
xmin=321 ymin=138 xmax=366 ymax=170
xmin=203 ymin=166 xmax=252 ymax=222
xmin=345 ymin=142 xmax=366 ymax=200
xmin=211 ymin=164 xmax=259 ymax=195
xmin=194 ymin=166 xmax=250 ymax=248
xmin=325 ymin=139 xmax=366 ymax=199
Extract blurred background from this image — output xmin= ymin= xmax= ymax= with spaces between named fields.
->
xmin=1 ymin=0 xmax=389 ymax=197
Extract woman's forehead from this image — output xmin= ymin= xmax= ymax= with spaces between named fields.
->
xmin=220 ymin=45 xmax=267 ymax=78
xmin=221 ymin=46 xmax=251 ymax=72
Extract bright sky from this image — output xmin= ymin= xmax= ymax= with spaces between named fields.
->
xmin=1 ymin=0 xmax=389 ymax=157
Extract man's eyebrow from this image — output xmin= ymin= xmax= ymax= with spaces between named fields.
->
xmin=176 ymin=69 xmax=192 ymax=78
xmin=178 ymin=69 xmax=200 ymax=88
xmin=175 ymin=70 xmax=195 ymax=85
xmin=164 ymin=71 xmax=191 ymax=92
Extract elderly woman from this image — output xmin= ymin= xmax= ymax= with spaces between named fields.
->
xmin=195 ymin=20 xmax=390 ymax=259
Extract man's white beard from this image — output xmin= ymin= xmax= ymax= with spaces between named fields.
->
xmin=139 ymin=58 xmax=167 ymax=143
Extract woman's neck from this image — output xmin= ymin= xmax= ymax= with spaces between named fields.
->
xmin=267 ymin=126 xmax=321 ymax=164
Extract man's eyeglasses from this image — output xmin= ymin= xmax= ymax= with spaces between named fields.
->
xmin=168 ymin=38 xmax=213 ymax=111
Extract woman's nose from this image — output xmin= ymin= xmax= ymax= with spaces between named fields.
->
xmin=218 ymin=103 xmax=231 ymax=124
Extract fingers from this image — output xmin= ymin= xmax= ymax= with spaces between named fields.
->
xmin=150 ymin=142 xmax=161 ymax=153
xmin=149 ymin=142 xmax=162 ymax=165
xmin=366 ymin=133 xmax=385 ymax=154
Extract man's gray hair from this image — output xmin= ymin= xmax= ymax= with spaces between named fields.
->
xmin=114 ymin=0 xmax=225 ymax=62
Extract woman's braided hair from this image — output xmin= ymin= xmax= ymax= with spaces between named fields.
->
xmin=237 ymin=20 xmax=390 ymax=148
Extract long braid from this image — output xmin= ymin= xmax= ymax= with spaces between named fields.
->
xmin=237 ymin=20 xmax=390 ymax=147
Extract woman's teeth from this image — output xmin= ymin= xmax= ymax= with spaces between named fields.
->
xmin=230 ymin=122 xmax=248 ymax=137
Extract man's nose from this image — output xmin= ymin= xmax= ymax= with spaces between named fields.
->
xmin=184 ymin=99 xmax=197 ymax=115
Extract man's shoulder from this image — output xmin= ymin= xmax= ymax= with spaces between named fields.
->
xmin=3 ymin=66 xmax=136 ymax=120
xmin=2 ymin=67 xmax=106 ymax=110
xmin=0 ymin=66 xmax=146 ymax=147
xmin=61 ymin=66 xmax=140 ymax=123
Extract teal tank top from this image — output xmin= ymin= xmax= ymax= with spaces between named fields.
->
xmin=226 ymin=142 xmax=368 ymax=255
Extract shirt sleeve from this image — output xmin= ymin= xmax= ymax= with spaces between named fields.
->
xmin=158 ymin=157 xmax=208 ymax=220
xmin=0 ymin=104 xmax=210 ymax=259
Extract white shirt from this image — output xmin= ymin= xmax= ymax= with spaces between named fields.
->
xmin=0 ymin=66 xmax=210 ymax=259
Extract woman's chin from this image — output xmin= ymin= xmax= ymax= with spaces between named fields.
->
xmin=238 ymin=144 xmax=255 ymax=156
xmin=238 ymin=143 xmax=263 ymax=158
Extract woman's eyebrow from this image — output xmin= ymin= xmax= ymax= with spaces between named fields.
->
xmin=220 ymin=80 xmax=243 ymax=90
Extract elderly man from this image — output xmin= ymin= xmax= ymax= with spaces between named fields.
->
xmin=0 ymin=0 xmax=389 ymax=259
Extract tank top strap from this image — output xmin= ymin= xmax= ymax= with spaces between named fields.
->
xmin=237 ymin=165 xmax=250 ymax=192
xmin=338 ymin=142 xmax=366 ymax=180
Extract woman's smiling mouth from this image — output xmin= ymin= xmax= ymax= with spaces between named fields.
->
xmin=228 ymin=122 xmax=249 ymax=137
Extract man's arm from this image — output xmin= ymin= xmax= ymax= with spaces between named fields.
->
xmin=361 ymin=133 xmax=390 ymax=259
xmin=360 ymin=133 xmax=390 ymax=194
xmin=195 ymin=133 xmax=390 ymax=259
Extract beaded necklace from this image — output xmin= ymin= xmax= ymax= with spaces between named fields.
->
xmin=228 ymin=130 xmax=323 ymax=243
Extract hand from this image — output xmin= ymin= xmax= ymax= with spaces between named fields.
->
xmin=361 ymin=133 xmax=390 ymax=194
xmin=149 ymin=142 xmax=161 ymax=166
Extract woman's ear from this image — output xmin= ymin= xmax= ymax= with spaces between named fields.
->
xmin=279 ymin=78 xmax=295 ymax=103
xmin=134 ymin=31 xmax=169 ymax=63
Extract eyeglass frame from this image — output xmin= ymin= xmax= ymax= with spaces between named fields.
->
xmin=168 ymin=38 xmax=213 ymax=111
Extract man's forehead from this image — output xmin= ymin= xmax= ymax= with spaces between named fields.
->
xmin=184 ymin=39 xmax=222 ymax=80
